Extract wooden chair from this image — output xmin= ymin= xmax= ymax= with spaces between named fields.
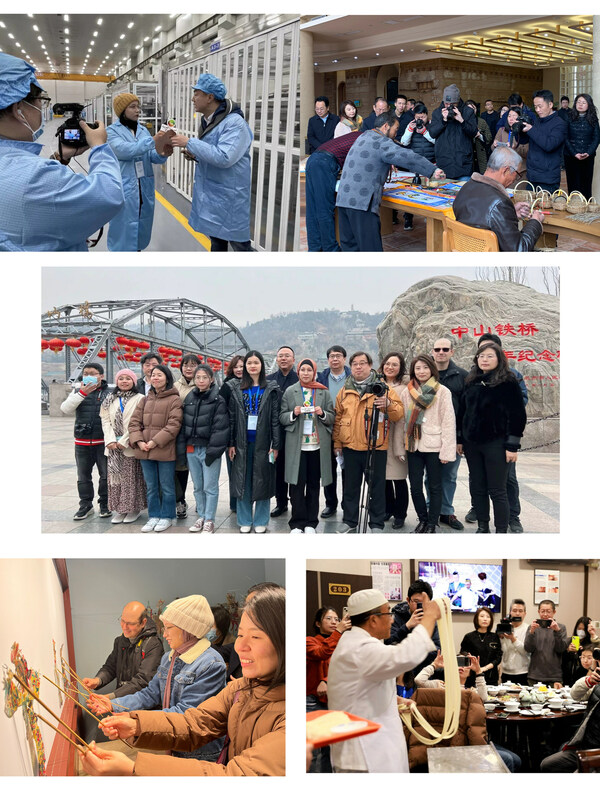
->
xmin=442 ymin=218 xmax=499 ymax=252
xmin=577 ymin=748 xmax=600 ymax=772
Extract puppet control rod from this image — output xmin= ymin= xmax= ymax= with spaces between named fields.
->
xmin=60 ymin=656 xmax=131 ymax=711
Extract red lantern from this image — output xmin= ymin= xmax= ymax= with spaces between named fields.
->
xmin=138 ymin=341 xmax=150 ymax=350
xmin=98 ymin=351 xmax=107 ymax=359
xmin=115 ymin=336 xmax=129 ymax=346
xmin=48 ymin=338 xmax=64 ymax=352
xmin=76 ymin=347 xmax=87 ymax=355
xmin=79 ymin=336 xmax=90 ymax=344
xmin=41 ymin=339 xmax=49 ymax=351
xmin=65 ymin=338 xmax=81 ymax=348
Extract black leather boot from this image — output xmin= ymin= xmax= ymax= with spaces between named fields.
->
xmin=412 ymin=520 xmax=428 ymax=533
xmin=476 ymin=522 xmax=491 ymax=533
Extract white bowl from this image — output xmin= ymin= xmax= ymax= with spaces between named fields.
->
xmin=484 ymin=704 xmax=496 ymax=712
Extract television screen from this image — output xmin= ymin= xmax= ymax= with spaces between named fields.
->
xmin=417 ymin=561 xmax=502 ymax=614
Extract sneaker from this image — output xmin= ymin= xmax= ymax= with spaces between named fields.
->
xmin=154 ymin=518 xmax=172 ymax=532
xmin=123 ymin=511 xmax=141 ymax=523
xmin=189 ymin=518 xmax=205 ymax=533
xmin=337 ymin=523 xmax=357 ymax=533
xmin=73 ymin=505 xmax=94 ymax=521
xmin=304 ymin=526 xmax=317 ymax=534
xmin=508 ymin=519 xmax=524 ymax=533
xmin=111 ymin=512 xmax=126 ymax=524
xmin=439 ymin=514 xmax=465 ymax=531
xmin=202 ymin=521 xmax=215 ymax=533
xmin=290 ymin=527 xmax=304 ymax=534
xmin=254 ymin=526 xmax=267 ymax=533
xmin=465 ymin=507 xmax=477 ymax=523
xmin=403 ymin=219 xmax=413 ymax=231
xmin=176 ymin=501 xmax=187 ymax=519
xmin=98 ymin=505 xmax=112 ymax=518
xmin=240 ymin=526 xmax=252 ymax=533
xmin=141 ymin=517 xmax=160 ymax=532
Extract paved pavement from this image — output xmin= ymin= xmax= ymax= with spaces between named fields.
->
xmin=42 ymin=416 xmax=559 ymax=534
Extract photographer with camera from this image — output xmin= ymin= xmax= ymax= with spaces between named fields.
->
xmin=498 ymin=599 xmax=530 ymax=684
xmin=492 ymin=107 xmax=529 ymax=177
xmin=0 ymin=53 xmax=124 ymax=251
xmin=521 ymin=89 xmax=567 ymax=194
xmin=399 ymin=103 xmax=436 ymax=231
xmin=524 ymin=600 xmax=568 ymax=687
xmin=332 ymin=352 xmax=403 ymax=532
xmin=106 ymin=93 xmax=173 ymax=252
xmin=429 ymin=84 xmax=478 ymax=179
xmin=60 ymin=363 xmax=111 ymax=522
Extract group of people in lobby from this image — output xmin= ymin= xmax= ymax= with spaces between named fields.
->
xmin=305 ymin=86 xmax=599 ymax=252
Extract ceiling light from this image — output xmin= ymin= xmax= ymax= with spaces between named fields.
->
xmin=120 ymin=34 xmax=125 ymax=40
xmin=354 ymin=56 xmax=358 ymax=59
xmin=109 ymin=49 xmax=113 ymax=54
xmin=97 ymin=18 xmax=103 ymax=25
xmin=375 ymin=52 xmax=380 ymax=56
xmin=114 ymin=42 xmax=118 ymax=47
xmin=135 ymin=44 xmax=141 ymax=50
xmin=65 ymin=38 xmax=69 ymax=43
xmin=314 ymin=61 xmax=318 ymax=66
xmin=155 ymin=26 xmax=161 ymax=32
xmin=127 ymin=21 xmax=134 ymax=28
xmin=0 ymin=22 xmax=5 ymax=28
xmin=15 ymin=41 xmax=21 ymax=47
xmin=64 ymin=28 xmax=69 ymax=34
xmin=63 ymin=14 xmax=69 ymax=21
xmin=8 ymin=33 xmax=14 ymax=39
xmin=33 ymin=24 xmax=38 ymax=31
xmin=93 ymin=31 xmax=98 ymax=37
xmin=144 ymin=36 xmax=150 ymax=42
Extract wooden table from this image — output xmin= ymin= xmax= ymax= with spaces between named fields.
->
xmin=380 ymin=192 xmax=454 ymax=251
xmin=537 ymin=210 xmax=600 ymax=245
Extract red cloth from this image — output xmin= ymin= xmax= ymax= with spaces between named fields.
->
xmin=306 ymin=630 xmax=342 ymax=698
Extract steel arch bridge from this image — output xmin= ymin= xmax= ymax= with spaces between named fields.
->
xmin=41 ymin=298 xmax=249 ymax=383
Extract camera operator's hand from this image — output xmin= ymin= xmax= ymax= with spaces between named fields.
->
xmin=81 ymin=120 xmax=107 ymax=149
xmin=407 ymin=120 xmax=417 ymax=132
xmin=505 ymin=632 xmax=517 ymax=643
xmin=453 ymin=109 xmax=464 ymax=123
xmin=521 ymin=122 xmax=532 ymax=133
xmin=337 ymin=615 xmax=351 ymax=634
xmin=406 ymin=607 xmax=424 ymax=630
xmin=567 ymin=641 xmax=578 ymax=653
xmin=549 ymin=619 xmax=560 ymax=632
xmin=441 ymin=107 xmax=449 ymax=122
xmin=432 ymin=169 xmax=445 ymax=180
xmin=373 ymin=396 xmax=389 ymax=410
xmin=530 ymin=621 xmax=540 ymax=633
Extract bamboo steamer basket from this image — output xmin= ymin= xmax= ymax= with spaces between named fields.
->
xmin=587 ymin=196 xmax=600 ymax=213
xmin=567 ymin=191 xmax=588 ymax=214
xmin=513 ymin=180 xmax=535 ymax=204
xmin=551 ymin=189 xmax=568 ymax=211
xmin=536 ymin=187 xmax=552 ymax=209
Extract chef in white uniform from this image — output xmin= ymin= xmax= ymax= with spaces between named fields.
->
xmin=327 ymin=588 xmax=440 ymax=773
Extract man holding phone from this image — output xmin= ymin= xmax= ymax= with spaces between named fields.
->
xmin=60 ymin=363 xmax=111 ymax=521
xmin=386 ymin=580 xmax=441 ymax=677
xmin=524 ymin=599 xmax=568 ymax=686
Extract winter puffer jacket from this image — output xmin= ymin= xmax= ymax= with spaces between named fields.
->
xmin=228 ymin=380 xmax=282 ymax=501
xmin=525 ymin=112 xmax=567 ymax=186
xmin=94 ymin=618 xmax=164 ymax=697
xmin=128 ymin=387 xmax=183 ymax=461
xmin=429 ymin=99 xmax=478 ymax=179
xmin=332 ymin=374 xmax=403 ymax=452
xmin=564 ymin=113 xmax=600 ymax=158
xmin=176 ymin=384 xmax=229 ymax=467
xmin=456 ymin=374 xmax=526 ymax=451
xmin=60 ymin=380 xmax=111 ymax=442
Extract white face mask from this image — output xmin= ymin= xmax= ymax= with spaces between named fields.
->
xmin=576 ymin=630 xmax=586 ymax=638
xmin=20 ymin=100 xmax=44 ymax=141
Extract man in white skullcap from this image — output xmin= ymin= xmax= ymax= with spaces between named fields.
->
xmin=327 ymin=588 xmax=440 ymax=773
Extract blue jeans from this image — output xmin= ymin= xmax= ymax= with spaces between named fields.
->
xmin=187 ymin=446 xmax=221 ymax=521
xmin=140 ymin=460 xmax=176 ymax=519
xmin=305 ymin=151 xmax=341 ymax=252
xmin=236 ymin=441 xmax=270 ymax=527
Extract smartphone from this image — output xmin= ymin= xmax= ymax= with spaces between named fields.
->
xmin=343 ymin=607 xmax=349 ymax=618
xmin=416 ymin=602 xmax=423 ymax=612
xmin=456 ymin=656 xmax=470 ymax=667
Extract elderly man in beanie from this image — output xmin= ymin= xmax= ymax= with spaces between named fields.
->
xmin=170 ymin=73 xmax=253 ymax=251
xmin=87 ymin=595 xmax=226 ymax=760
xmin=327 ymin=588 xmax=440 ymax=772
xmin=106 ymin=92 xmax=174 ymax=251
xmin=0 ymin=52 xmax=123 ymax=251
xmin=429 ymin=84 xmax=478 ymax=180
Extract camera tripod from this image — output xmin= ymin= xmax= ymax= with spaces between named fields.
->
xmin=356 ymin=398 xmax=388 ymax=533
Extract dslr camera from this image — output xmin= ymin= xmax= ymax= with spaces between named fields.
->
xmin=365 ymin=373 xmax=389 ymax=398
xmin=446 ymin=104 xmax=457 ymax=119
xmin=415 ymin=118 xmax=425 ymax=130
xmin=510 ymin=115 xmax=528 ymax=135
xmin=53 ymin=103 xmax=98 ymax=148
xmin=536 ymin=619 xmax=552 ymax=628
xmin=497 ymin=615 xmax=522 ymax=634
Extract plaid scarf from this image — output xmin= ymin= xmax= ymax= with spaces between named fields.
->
xmin=104 ymin=391 xmax=136 ymax=485
xmin=405 ymin=377 xmax=440 ymax=452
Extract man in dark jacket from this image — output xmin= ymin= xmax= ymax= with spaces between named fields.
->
xmin=60 ymin=362 xmax=112 ymax=521
xmin=360 ymin=97 xmax=389 ymax=131
xmin=317 ymin=345 xmax=351 ymax=518
xmin=541 ymin=683 xmax=600 ymax=771
xmin=136 ymin=351 xmax=163 ymax=395
xmin=393 ymin=94 xmax=414 ymax=139
xmin=480 ymin=100 xmax=500 ymax=137
xmin=522 ymin=89 xmax=567 ymax=192
xmin=307 ymin=96 xmax=339 ymax=154
xmin=431 ymin=337 xmax=467 ymax=530
xmin=428 ymin=84 xmax=478 ymax=179
xmin=82 ymin=601 xmax=163 ymax=697
xmin=267 ymin=346 xmax=299 ymax=516
xmin=399 ymin=102 xmax=436 ymax=231
xmin=385 ymin=579 xmax=441 ymax=680
xmin=453 ymin=146 xmax=545 ymax=251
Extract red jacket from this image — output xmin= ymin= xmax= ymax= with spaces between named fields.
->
xmin=306 ymin=630 xmax=342 ymax=698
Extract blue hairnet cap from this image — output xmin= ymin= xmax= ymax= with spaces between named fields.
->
xmin=0 ymin=52 xmax=43 ymax=110
xmin=191 ymin=73 xmax=227 ymax=101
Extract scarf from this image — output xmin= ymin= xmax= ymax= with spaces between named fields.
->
xmin=350 ymin=369 xmax=377 ymax=397
xmin=297 ymin=358 xmax=327 ymax=390
xmin=103 ymin=391 xmax=137 ymax=485
xmin=405 ymin=377 xmax=440 ymax=452
xmin=162 ymin=632 xmax=200 ymax=708
xmin=340 ymin=116 xmax=362 ymax=132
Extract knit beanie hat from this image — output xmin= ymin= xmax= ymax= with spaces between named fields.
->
xmin=115 ymin=368 xmax=138 ymax=384
xmin=113 ymin=92 xmax=139 ymax=117
xmin=443 ymin=84 xmax=460 ymax=103
xmin=160 ymin=595 xmax=214 ymax=639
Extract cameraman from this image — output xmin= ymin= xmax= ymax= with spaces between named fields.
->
xmin=400 ymin=102 xmax=435 ymax=231
xmin=524 ymin=599 xmax=568 ymax=687
xmin=498 ymin=598 xmax=530 ymax=684
xmin=332 ymin=352 xmax=403 ymax=532
xmin=0 ymin=53 xmax=124 ymax=251
xmin=429 ymin=84 xmax=478 ymax=179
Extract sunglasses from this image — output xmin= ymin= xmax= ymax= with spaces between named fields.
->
xmin=433 ymin=347 xmax=450 ymax=353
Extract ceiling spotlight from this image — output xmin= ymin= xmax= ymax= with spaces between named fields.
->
xmin=63 ymin=14 xmax=69 ymax=21
xmin=375 ymin=52 xmax=379 ymax=56
xmin=93 ymin=31 xmax=98 ymax=37
xmin=155 ymin=26 xmax=161 ymax=32
xmin=354 ymin=56 xmax=358 ymax=59
xmin=0 ymin=22 xmax=5 ymax=28
xmin=144 ymin=36 xmax=150 ymax=42
xmin=8 ymin=33 xmax=15 ymax=39
xmin=65 ymin=38 xmax=69 ymax=43
xmin=127 ymin=21 xmax=134 ymax=28
xmin=97 ymin=18 xmax=103 ymax=25
xmin=120 ymin=34 xmax=125 ymax=40
xmin=33 ymin=24 xmax=38 ymax=31
xmin=314 ymin=61 xmax=318 ymax=66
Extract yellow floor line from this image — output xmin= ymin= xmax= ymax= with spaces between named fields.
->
xmin=155 ymin=191 xmax=211 ymax=250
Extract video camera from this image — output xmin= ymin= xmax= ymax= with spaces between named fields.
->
xmin=53 ymin=103 xmax=98 ymax=148
xmin=364 ymin=373 xmax=388 ymax=398
xmin=497 ymin=615 xmax=522 ymax=634
xmin=510 ymin=115 xmax=528 ymax=135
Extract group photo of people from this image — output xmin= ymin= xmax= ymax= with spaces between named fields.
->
xmin=301 ymin=14 xmax=599 ymax=252
xmin=306 ymin=558 xmax=600 ymax=773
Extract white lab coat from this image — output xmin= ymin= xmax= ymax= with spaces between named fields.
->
xmin=327 ymin=624 xmax=434 ymax=773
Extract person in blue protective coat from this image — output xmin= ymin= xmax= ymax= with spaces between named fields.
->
xmin=169 ymin=73 xmax=253 ymax=251
xmin=106 ymin=93 xmax=173 ymax=252
xmin=0 ymin=53 xmax=124 ymax=251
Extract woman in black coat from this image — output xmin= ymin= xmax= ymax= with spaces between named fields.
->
xmin=564 ymin=93 xmax=600 ymax=199
xmin=457 ymin=342 xmax=526 ymax=533
xmin=228 ymin=351 xmax=281 ymax=533
xmin=219 ymin=355 xmax=245 ymax=513
xmin=177 ymin=365 xmax=229 ymax=533
xmin=460 ymin=608 xmax=502 ymax=687
xmin=562 ymin=616 xmax=595 ymax=686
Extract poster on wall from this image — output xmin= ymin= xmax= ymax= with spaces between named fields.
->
xmin=534 ymin=569 xmax=560 ymax=604
xmin=371 ymin=561 xmax=402 ymax=601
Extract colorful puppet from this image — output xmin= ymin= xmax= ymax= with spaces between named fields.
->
xmin=3 ymin=642 xmax=46 ymax=775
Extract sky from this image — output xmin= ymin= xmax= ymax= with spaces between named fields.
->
xmin=41 ymin=266 xmax=555 ymax=329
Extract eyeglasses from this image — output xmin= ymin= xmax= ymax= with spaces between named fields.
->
xmin=370 ymin=611 xmax=393 ymax=618
xmin=352 ymin=361 xmax=370 ymax=367
xmin=433 ymin=347 xmax=450 ymax=352
xmin=322 ymin=616 xmax=340 ymax=623
xmin=118 ymin=617 xmax=141 ymax=626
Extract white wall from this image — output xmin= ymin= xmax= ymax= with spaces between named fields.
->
xmin=66 ymin=558 xmax=284 ymax=682
xmin=43 ymin=79 xmax=107 ymax=106
xmin=0 ymin=560 xmax=68 ymax=776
